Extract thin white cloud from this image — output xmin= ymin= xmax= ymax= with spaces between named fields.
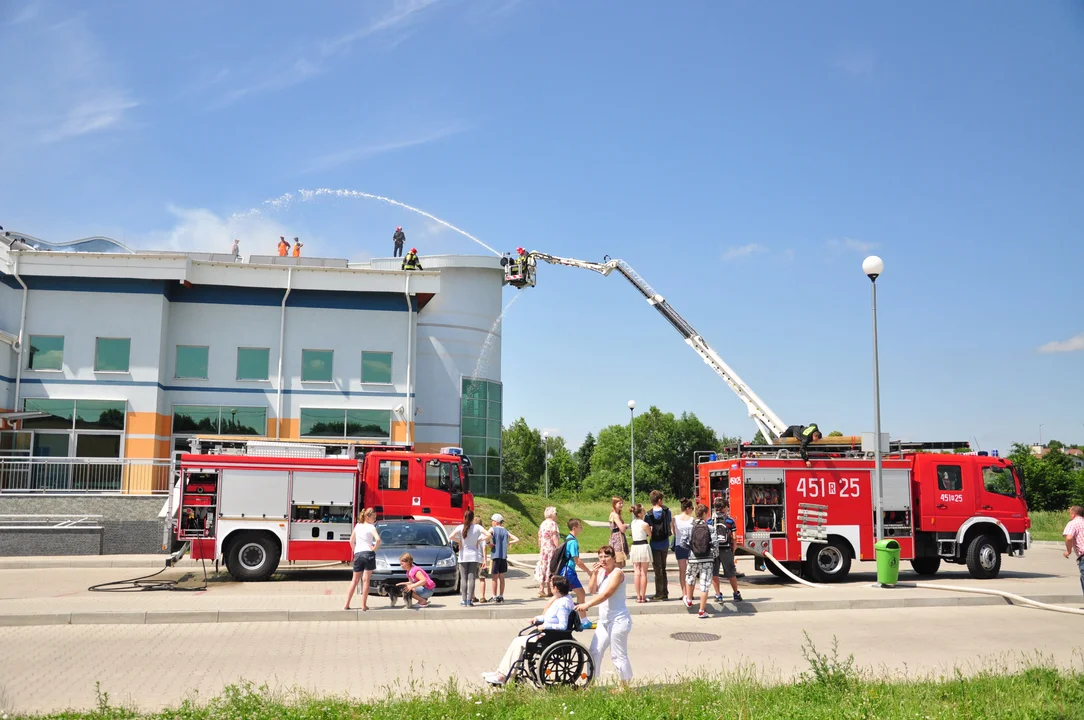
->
xmin=0 ymin=14 xmax=138 ymax=145
xmin=224 ymin=0 xmax=442 ymax=103
xmin=722 ymin=243 xmax=765 ymax=261
xmin=827 ymin=237 xmax=877 ymax=253
xmin=7 ymin=1 xmax=41 ymax=25
xmin=304 ymin=124 xmax=468 ymax=173
xmin=832 ymin=50 xmax=876 ymax=78
xmin=1037 ymin=334 xmax=1084 ymax=354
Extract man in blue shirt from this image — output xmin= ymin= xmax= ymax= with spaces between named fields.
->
xmin=488 ymin=513 xmax=519 ymax=604
xmin=560 ymin=518 xmax=595 ymax=629
xmin=643 ymin=490 xmax=674 ymax=600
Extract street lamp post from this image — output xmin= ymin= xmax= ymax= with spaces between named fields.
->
xmin=543 ymin=431 xmax=550 ymax=499
xmin=863 ymin=255 xmax=886 ymax=543
xmin=628 ymin=400 xmax=636 ymax=504
xmin=1039 ymin=424 xmax=1045 ymax=448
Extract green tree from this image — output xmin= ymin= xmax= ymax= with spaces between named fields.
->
xmin=500 ymin=418 xmax=545 ymax=493
xmin=828 ymin=430 xmax=843 ymax=437
xmin=1009 ymin=443 xmax=1075 ymax=511
xmin=751 ymin=430 xmax=768 ymax=445
xmin=575 ymin=432 xmax=596 ymax=482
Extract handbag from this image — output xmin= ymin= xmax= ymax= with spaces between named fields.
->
xmin=615 ymin=549 xmax=628 ymax=564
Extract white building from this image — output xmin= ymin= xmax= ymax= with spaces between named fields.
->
xmin=0 ymin=237 xmax=506 ymax=495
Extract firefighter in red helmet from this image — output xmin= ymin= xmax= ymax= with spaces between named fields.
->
xmin=402 ymin=247 xmax=422 ymax=271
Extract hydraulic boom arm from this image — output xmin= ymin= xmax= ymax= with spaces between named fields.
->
xmin=521 ymin=251 xmax=788 ymax=440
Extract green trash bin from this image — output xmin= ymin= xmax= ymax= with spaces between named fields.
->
xmin=875 ymin=539 xmax=901 ymax=587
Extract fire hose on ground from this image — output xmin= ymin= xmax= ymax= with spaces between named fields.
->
xmin=761 ymin=550 xmax=1084 ymax=617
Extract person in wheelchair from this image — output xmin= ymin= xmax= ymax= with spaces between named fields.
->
xmin=482 ymin=575 xmax=576 ymax=686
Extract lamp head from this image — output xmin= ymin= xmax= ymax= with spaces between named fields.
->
xmin=628 ymin=400 xmax=636 ymax=410
xmin=862 ymin=255 xmax=884 ymax=281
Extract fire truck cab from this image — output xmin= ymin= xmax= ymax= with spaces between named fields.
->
xmin=174 ymin=437 xmax=474 ymax=581
xmin=696 ymin=440 xmax=1030 ymax=583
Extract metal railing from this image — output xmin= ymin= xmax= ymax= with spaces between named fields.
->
xmin=0 ymin=514 xmax=103 ymax=529
xmin=0 ymin=457 xmax=172 ymax=494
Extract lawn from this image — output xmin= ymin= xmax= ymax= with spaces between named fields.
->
xmin=31 ymin=662 xmax=1084 ymax=720
xmin=1030 ymin=510 xmax=1069 ymax=542
xmin=473 ymin=494 xmax=616 ymax=554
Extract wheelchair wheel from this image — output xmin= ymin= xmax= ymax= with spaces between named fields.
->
xmin=536 ymin=640 xmax=594 ymax=689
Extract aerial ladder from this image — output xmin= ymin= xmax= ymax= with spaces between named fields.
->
xmin=501 ymin=249 xmax=788 ymax=442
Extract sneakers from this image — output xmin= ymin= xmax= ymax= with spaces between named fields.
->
xmin=682 ymin=596 xmax=693 ymax=608
xmin=482 ymin=672 xmax=505 ymax=686
xmin=714 ymin=593 xmax=724 ymax=603
xmin=733 ymin=591 xmax=743 ymax=603
xmin=581 ymin=619 xmax=595 ymax=630
xmin=495 ymin=596 xmax=504 ymax=604
xmin=698 ymin=610 xmax=709 ymax=619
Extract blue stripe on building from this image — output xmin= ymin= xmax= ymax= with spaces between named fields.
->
xmin=0 ymin=375 xmax=413 ymax=397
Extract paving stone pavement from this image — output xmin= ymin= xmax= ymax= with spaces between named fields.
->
xmin=1 ymin=604 xmax=1080 ymax=715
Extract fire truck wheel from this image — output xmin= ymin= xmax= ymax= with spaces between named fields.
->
xmin=965 ymin=534 xmax=1001 ymax=580
xmin=805 ymin=539 xmax=852 ymax=583
xmin=909 ymin=557 xmax=941 ymax=576
xmin=227 ymin=532 xmax=280 ymax=582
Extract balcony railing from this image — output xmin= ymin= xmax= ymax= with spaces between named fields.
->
xmin=0 ymin=457 xmax=172 ymax=494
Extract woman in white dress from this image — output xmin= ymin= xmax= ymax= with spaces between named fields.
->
xmin=628 ymin=504 xmax=652 ymax=603
xmin=575 ymin=545 xmax=633 ymax=683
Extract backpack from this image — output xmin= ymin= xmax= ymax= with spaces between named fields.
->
xmin=549 ymin=538 xmax=570 ymax=576
xmin=649 ymin=507 xmax=672 ymax=544
xmin=690 ymin=520 xmax=712 ymax=557
xmin=714 ymin=514 xmax=732 ymax=548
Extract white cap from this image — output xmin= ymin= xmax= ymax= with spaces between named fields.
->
xmin=491 ymin=513 xmax=504 ymax=523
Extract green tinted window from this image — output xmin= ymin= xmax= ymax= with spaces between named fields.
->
xmin=462 ymin=417 xmax=486 ymax=437
xmin=302 ymin=350 xmax=333 ymax=382
xmin=175 ymin=346 xmax=209 ymax=379
xmin=362 ymin=352 xmax=393 ymax=384
xmin=95 ymin=338 xmax=130 ymax=373
xmin=172 ymin=406 xmax=220 ymax=434
xmin=300 ymin=408 xmax=345 ymax=437
xmin=346 ymin=409 xmax=391 ymax=439
xmin=75 ymin=400 xmax=126 ymax=430
xmin=221 ymin=407 xmax=266 ymax=435
xmin=237 ymin=348 xmax=270 ymax=381
xmin=28 ymin=336 xmax=64 ymax=370
xmin=461 ymin=396 xmax=485 ymax=418
xmin=459 ymin=377 xmax=503 ymax=495
xmin=462 ymin=379 xmax=486 ymax=401
xmin=487 ymin=418 xmax=502 ymax=439
xmin=487 ymin=382 xmax=502 ymax=403
xmin=23 ymin=399 xmax=76 ymax=429
xmin=462 ymin=437 xmax=486 ymax=458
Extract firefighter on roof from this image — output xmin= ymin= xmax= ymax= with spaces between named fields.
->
xmin=779 ymin=423 xmax=821 ymax=467
xmin=402 ymin=247 xmax=422 ymax=271
xmin=393 ymin=226 xmax=406 ymax=257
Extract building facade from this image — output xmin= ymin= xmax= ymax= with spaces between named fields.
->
xmin=0 ymin=242 xmax=507 ymax=496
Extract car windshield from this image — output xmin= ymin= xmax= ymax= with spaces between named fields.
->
xmin=375 ymin=522 xmax=448 ymax=547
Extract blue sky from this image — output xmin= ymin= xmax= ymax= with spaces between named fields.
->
xmin=2 ymin=1 xmax=1082 ymax=454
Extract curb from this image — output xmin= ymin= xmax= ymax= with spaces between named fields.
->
xmin=0 ymin=594 xmax=1078 ymax=627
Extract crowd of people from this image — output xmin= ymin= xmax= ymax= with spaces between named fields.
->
xmin=344 ymin=490 xmax=743 ymax=685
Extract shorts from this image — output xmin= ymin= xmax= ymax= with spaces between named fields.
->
xmin=413 ymin=586 xmax=434 ymax=600
xmin=715 ymin=548 xmax=737 ymax=579
xmin=673 ymin=545 xmax=691 ymax=561
xmin=491 ymin=558 xmax=508 ymax=575
xmin=686 ymin=559 xmax=714 ymax=594
xmin=563 ymin=566 xmax=583 ymax=591
xmin=352 ymin=551 xmax=376 ymax=573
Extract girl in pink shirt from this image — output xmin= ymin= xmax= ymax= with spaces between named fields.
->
xmin=398 ymin=553 xmax=436 ymax=608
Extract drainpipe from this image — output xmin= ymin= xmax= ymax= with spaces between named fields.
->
xmin=275 ymin=267 xmax=292 ymax=439
xmin=12 ymin=251 xmax=29 ymax=414
xmin=403 ymin=273 xmax=413 ymax=447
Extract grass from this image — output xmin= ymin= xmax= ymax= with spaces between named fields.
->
xmin=474 ymin=494 xmax=615 ymax=554
xmin=1030 ymin=510 xmax=1069 ymax=542
xmin=22 ymin=641 xmax=1084 ymax=720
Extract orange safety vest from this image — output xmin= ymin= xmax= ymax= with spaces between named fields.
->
xmin=292 ymin=244 xmax=301 ymax=257
xmin=278 ymin=242 xmax=289 ymax=256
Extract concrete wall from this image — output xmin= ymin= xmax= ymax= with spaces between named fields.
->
xmin=0 ymin=495 xmax=167 ymax=555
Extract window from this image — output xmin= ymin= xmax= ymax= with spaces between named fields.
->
xmin=28 ymin=336 xmax=64 ymax=371
xmin=175 ymin=346 xmax=209 ymax=379
xmin=936 ymin=465 xmax=962 ymax=491
xmin=17 ymin=399 xmax=126 ymax=490
xmin=379 ymin=460 xmax=409 ymax=490
xmin=300 ymin=408 xmax=392 ymax=440
xmin=172 ymin=405 xmax=267 ymax=435
xmin=23 ymin=399 xmax=125 ymax=431
xmin=426 ymin=461 xmax=452 ymax=490
xmin=460 ymin=378 xmax=502 ymax=495
xmin=237 ymin=347 xmax=270 ymax=381
xmin=95 ymin=338 xmax=131 ymax=373
xmin=301 ymin=349 xmax=333 ymax=382
xmin=362 ymin=352 xmax=393 ymax=384
xmin=982 ymin=466 xmax=1015 ymax=497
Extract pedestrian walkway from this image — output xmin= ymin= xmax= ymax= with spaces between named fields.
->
xmin=0 ymin=545 xmax=1078 ymax=626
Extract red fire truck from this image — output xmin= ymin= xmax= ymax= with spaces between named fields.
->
xmin=173 ymin=437 xmax=474 ymax=581
xmin=510 ymin=248 xmax=1032 ymax=583
xmin=695 ymin=439 xmax=1031 ymax=582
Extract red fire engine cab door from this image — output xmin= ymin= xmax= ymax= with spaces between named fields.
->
xmin=975 ymin=463 xmax=1026 ymax=532
xmin=373 ymin=456 xmax=414 ymax=518
xmin=922 ymin=460 xmax=975 ymax=530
